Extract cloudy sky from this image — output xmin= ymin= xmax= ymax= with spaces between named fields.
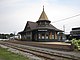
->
xmin=0 ymin=0 xmax=80 ymax=34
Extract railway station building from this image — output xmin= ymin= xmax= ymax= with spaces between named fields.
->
xmin=18 ymin=6 xmax=63 ymax=41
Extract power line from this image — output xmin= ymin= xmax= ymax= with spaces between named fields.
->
xmin=52 ymin=13 xmax=80 ymax=23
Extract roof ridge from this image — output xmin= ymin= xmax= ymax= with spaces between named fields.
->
xmin=28 ymin=21 xmax=36 ymax=24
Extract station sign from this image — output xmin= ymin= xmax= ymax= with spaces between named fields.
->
xmin=38 ymin=30 xmax=47 ymax=31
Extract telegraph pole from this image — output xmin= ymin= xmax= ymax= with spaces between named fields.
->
xmin=63 ymin=25 xmax=65 ymax=34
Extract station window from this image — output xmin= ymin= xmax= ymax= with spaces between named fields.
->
xmin=42 ymin=34 xmax=45 ymax=39
xmin=38 ymin=34 xmax=41 ymax=39
xmin=52 ymin=35 xmax=54 ymax=39
xmin=46 ymin=34 xmax=48 ymax=39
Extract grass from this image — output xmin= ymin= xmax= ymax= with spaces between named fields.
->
xmin=0 ymin=47 xmax=29 ymax=60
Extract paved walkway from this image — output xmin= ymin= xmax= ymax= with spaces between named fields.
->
xmin=46 ymin=48 xmax=80 ymax=58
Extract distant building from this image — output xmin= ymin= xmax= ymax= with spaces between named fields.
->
xmin=9 ymin=35 xmax=21 ymax=40
xmin=70 ymin=27 xmax=80 ymax=39
xmin=18 ymin=6 xmax=63 ymax=41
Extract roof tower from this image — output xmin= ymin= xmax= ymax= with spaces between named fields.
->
xmin=38 ymin=6 xmax=48 ymax=20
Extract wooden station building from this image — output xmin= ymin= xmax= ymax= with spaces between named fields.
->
xmin=19 ymin=6 xmax=63 ymax=41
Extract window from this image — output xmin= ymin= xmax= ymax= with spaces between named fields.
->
xmin=52 ymin=35 xmax=54 ymax=39
xmin=42 ymin=34 xmax=45 ymax=39
xmin=45 ymin=22 xmax=49 ymax=25
xmin=40 ymin=22 xmax=45 ymax=26
xmin=46 ymin=35 xmax=48 ymax=39
xmin=38 ymin=34 xmax=41 ymax=39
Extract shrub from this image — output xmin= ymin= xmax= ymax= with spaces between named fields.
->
xmin=71 ymin=39 xmax=80 ymax=50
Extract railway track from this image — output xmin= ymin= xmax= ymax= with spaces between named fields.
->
xmin=0 ymin=41 xmax=79 ymax=60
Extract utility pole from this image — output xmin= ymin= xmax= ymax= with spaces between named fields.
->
xmin=63 ymin=25 xmax=65 ymax=34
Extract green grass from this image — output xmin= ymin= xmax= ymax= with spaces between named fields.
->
xmin=0 ymin=47 xmax=29 ymax=60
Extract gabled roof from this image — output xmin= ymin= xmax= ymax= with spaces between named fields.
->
xmin=24 ymin=21 xmax=37 ymax=31
xmin=38 ymin=6 xmax=48 ymax=20
xmin=49 ymin=24 xmax=63 ymax=31
xmin=28 ymin=21 xmax=37 ymax=30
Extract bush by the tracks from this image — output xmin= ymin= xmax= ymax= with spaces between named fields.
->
xmin=71 ymin=39 xmax=80 ymax=50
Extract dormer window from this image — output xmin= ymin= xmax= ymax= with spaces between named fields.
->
xmin=45 ymin=22 xmax=49 ymax=25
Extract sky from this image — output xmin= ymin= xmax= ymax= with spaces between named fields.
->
xmin=0 ymin=0 xmax=80 ymax=34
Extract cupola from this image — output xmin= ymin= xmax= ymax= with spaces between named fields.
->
xmin=37 ymin=6 xmax=51 ymax=26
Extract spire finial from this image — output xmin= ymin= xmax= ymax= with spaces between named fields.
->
xmin=43 ymin=5 xmax=44 ymax=11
